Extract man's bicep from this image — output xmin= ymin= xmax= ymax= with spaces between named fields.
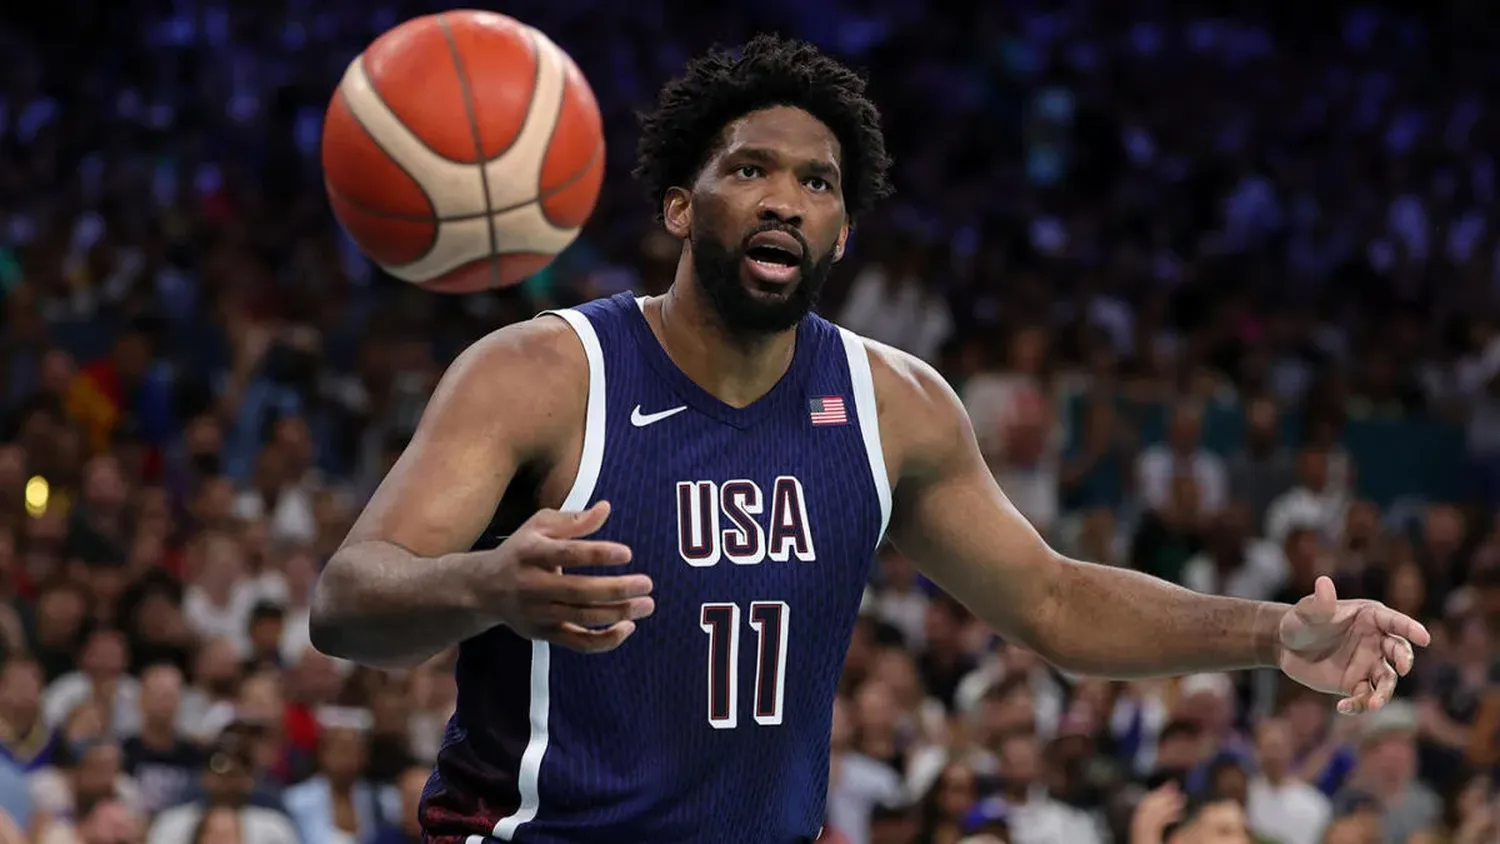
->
xmin=342 ymin=320 xmax=583 ymax=556
xmin=890 ymin=454 xmax=1056 ymax=641
xmin=880 ymin=349 xmax=1059 ymax=642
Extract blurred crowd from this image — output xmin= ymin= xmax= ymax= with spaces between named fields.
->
xmin=4 ymin=1 xmax=1500 ymax=843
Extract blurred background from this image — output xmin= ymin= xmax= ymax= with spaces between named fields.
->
xmin=2 ymin=0 xmax=1499 ymax=843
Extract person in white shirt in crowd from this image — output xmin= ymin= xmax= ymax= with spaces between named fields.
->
xmin=1180 ymin=502 xmax=1289 ymax=602
xmin=1137 ymin=402 xmax=1229 ymax=518
xmin=868 ymin=546 xmax=930 ymax=650
xmin=963 ymin=326 xmax=1062 ymax=533
xmin=174 ymin=638 xmax=242 ymax=744
xmin=1264 ymin=446 xmax=1350 ymax=545
xmin=993 ymin=730 xmax=1104 ymax=844
xmin=836 ymin=240 xmax=954 ymax=366
xmin=1225 ymin=395 xmax=1296 ymax=528
xmin=146 ymin=725 xmax=298 ymax=844
xmin=826 ymin=696 xmax=907 ymax=844
xmin=1246 ymin=717 xmax=1331 ymax=844
xmin=42 ymin=628 xmax=139 ymax=740
xmin=180 ymin=533 xmax=261 ymax=657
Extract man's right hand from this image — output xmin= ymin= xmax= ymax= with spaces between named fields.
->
xmin=487 ymin=501 xmax=655 ymax=653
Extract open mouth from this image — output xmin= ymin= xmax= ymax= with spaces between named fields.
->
xmin=746 ymin=244 xmax=800 ymax=268
xmin=742 ymin=246 xmax=801 ymax=287
xmin=741 ymin=230 xmax=805 ymax=288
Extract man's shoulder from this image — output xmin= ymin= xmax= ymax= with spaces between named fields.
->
xmin=421 ymin=312 xmax=593 ymax=450
xmin=1407 ymin=780 xmax=1443 ymax=811
xmin=842 ymin=330 xmax=921 ymax=379
xmin=852 ymin=335 xmax=971 ymax=482
xmin=242 ymin=804 xmax=300 ymax=828
xmin=852 ymin=334 xmax=956 ymax=423
xmin=1250 ymin=776 xmax=1330 ymax=807
xmin=841 ymin=751 xmax=901 ymax=788
xmin=464 ymin=312 xmax=593 ymax=381
xmin=1136 ymin=444 xmax=1172 ymax=466
xmin=282 ymin=775 xmax=327 ymax=806
xmin=148 ymin=804 xmax=201 ymax=837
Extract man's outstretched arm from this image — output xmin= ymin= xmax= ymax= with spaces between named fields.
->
xmin=872 ymin=342 xmax=1421 ymax=703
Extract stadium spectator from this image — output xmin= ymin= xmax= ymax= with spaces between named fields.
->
xmin=370 ymin=766 xmax=430 ymax=844
xmin=282 ymin=718 xmax=383 ymax=844
xmin=1245 ymin=717 xmax=1331 ymax=844
xmin=122 ymin=663 xmax=201 ymax=816
xmin=144 ymin=725 xmax=297 ymax=844
xmin=1137 ymin=403 xmax=1228 ymax=519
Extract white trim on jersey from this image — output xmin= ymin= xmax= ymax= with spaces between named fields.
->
xmin=488 ymin=308 xmax=609 ymax=842
xmin=838 ymin=327 xmax=893 ymax=544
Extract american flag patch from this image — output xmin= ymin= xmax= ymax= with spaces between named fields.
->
xmin=808 ymin=396 xmax=848 ymax=426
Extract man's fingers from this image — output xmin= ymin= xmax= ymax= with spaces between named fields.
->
xmin=533 ymin=571 xmax=654 ymax=605
xmin=1300 ymin=576 xmax=1340 ymax=624
xmin=536 ymin=538 xmax=634 ymax=569
xmin=547 ymin=621 xmax=636 ymax=653
xmin=1315 ymin=575 xmax=1338 ymax=604
xmin=1375 ymin=606 xmax=1432 ymax=648
xmin=1338 ymin=680 xmax=1373 ymax=715
xmin=510 ymin=503 xmax=645 ymax=655
xmin=1383 ymin=634 xmax=1415 ymax=676
xmin=528 ymin=501 xmax=614 ymax=539
xmin=538 ymin=598 xmax=656 ymax=628
xmin=1368 ymin=661 xmax=1399 ymax=710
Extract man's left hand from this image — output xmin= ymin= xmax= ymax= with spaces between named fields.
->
xmin=1277 ymin=576 xmax=1432 ymax=714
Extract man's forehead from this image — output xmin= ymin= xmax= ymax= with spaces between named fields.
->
xmin=715 ymin=106 xmax=841 ymax=167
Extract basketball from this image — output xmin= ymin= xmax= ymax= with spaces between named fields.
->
xmin=321 ymin=10 xmax=605 ymax=293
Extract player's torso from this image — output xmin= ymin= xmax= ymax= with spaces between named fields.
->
xmin=429 ymin=293 xmax=890 ymax=844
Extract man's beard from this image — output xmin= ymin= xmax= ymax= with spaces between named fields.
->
xmin=690 ymin=222 xmax=835 ymax=335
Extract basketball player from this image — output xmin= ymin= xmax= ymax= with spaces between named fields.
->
xmin=309 ymin=35 xmax=1429 ymax=844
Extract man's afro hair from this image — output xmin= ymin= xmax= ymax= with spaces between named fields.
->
xmin=633 ymin=34 xmax=894 ymax=222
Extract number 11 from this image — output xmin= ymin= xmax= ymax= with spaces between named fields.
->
xmin=699 ymin=601 xmax=789 ymax=729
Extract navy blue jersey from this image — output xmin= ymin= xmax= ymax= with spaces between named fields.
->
xmin=419 ymin=292 xmax=890 ymax=844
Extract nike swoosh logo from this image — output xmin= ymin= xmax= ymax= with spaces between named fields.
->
xmin=631 ymin=404 xmax=688 ymax=427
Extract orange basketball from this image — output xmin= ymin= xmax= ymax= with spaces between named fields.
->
xmin=322 ymin=10 xmax=605 ymax=293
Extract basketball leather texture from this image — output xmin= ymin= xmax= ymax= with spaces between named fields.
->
xmin=322 ymin=10 xmax=605 ymax=293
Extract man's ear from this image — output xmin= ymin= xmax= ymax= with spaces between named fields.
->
xmin=834 ymin=222 xmax=850 ymax=262
xmin=663 ymin=187 xmax=692 ymax=239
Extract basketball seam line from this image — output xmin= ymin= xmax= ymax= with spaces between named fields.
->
xmin=323 ymin=143 xmax=604 ymax=226
xmin=351 ymin=54 xmax=456 ymax=166
xmin=334 ymin=85 xmax=440 ymax=258
xmin=533 ymin=140 xmax=604 ymax=229
xmin=436 ymin=12 xmax=500 ymax=288
xmin=527 ymin=32 xmax=579 ymax=231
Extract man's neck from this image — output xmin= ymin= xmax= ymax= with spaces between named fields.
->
xmin=90 ymin=675 xmax=118 ymax=699
xmin=201 ymin=585 xmax=235 ymax=608
xmin=649 ymin=277 xmax=798 ymax=409
xmin=140 ymin=721 xmax=176 ymax=749
xmin=1366 ymin=773 xmax=1405 ymax=801
xmin=1002 ymin=783 xmax=1033 ymax=805
xmin=0 ymin=711 xmax=30 ymax=741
